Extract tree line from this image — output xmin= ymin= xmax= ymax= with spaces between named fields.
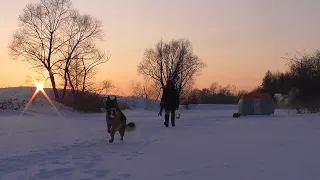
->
xmin=257 ymin=51 xmax=320 ymax=113
xmin=180 ymin=83 xmax=248 ymax=105
xmin=130 ymin=78 xmax=248 ymax=108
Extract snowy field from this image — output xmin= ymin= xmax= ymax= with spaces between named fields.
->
xmin=0 ymin=87 xmax=320 ymax=180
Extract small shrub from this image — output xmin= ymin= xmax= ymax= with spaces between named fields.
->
xmin=0 ymin=98 xmax=26 ymax=110
xmin=284 ymin=88 xmax=320 ymax=114
xmin=61 ymin=91 xmax=105 ymax=113
xmin=60 ymin=90 xmax=131 ymax=113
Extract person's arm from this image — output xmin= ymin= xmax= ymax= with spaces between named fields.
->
xmin=161 ymin=89 xmax=166 ymax=102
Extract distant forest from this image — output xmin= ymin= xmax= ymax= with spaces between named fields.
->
xmin=180 ymin=83 xmax=247 ymax=105
xmin=183 ymin=50 xmax=320 ymax=113
xmin=256 ymin=51 xmax=320 ymax=113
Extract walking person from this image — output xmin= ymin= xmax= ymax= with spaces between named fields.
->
xmin=160 ymin=80 xmax=180 ymax=127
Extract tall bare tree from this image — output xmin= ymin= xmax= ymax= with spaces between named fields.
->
xmin=8 ymin=0 xmax=107 ymax=102
xmin=57 ymin=10 xmax=106 ymax=98
xmin=59 ymin=42 xmax=109 ymax=97
xmin=137 ymin=38 xmax=206 ymax=95
xmin=8 ymin=0 xmax=73 ymax=102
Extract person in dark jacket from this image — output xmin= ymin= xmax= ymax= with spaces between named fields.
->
xmin=160 ymin=80 xmax=180 ymax=127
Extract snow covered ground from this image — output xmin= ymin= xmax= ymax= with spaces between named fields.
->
xmin=0 ymin=87 xmax=320 ymax=180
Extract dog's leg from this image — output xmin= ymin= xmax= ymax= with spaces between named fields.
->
xmin=109 ymin=126 xmax=116 ymax=143
xmin=107 ymin=123 xmax=112 ymax=134
xmin=119 ymin=125 xmax=126 ymax=143
xmin=106 ymin=117 xmax=112 ymax=134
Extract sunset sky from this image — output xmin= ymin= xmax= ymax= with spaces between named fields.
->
xmin=1 ymin=0 xmax=320 ymax=95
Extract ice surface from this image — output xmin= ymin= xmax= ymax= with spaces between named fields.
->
xmin=0 ymin=87 xmax=319 ymax=180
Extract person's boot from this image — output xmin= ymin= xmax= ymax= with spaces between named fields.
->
xmin=171 ymin=113 xmax=176 ymax=127
xmin=164 ymin=115 xmax=169 ymax=127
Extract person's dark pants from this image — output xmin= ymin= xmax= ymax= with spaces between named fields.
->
xmin=164 ymin=108 xmax=176 ymax=127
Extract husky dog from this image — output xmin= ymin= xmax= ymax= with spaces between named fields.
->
xmin=105 ymin=96 xmax=136 ymax=143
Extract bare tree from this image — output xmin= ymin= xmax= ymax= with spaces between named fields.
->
xmin=8 ymin=0 xmax=107 ymax=102
xmin=131 ymin=78 xmax=159 ymax=110
xmin=218 ymin=85 xmax=237 ymax=96
xmin=237 ymin=90 xmax=249 ymax=97
xmin=131 ymin=81 xmax=144 ymax=98
xmin=8 ymin=0 xmax=73 ymax=102
xmin=61 ymin=45 xmax=110 ymax=97
xmin=86 ymin=79 xmax=114 ymax=96
xmin=209 ymin=82 xmax=221 ymax=95
xmin=57 ymin=10 xmax=106 ymax=98
xmin=131 ymin=78 xmax=158 ymax=100
xmin=137 ymin=38 xmax=206 ymax=95
xmin=98 ymin=79 xmax=114 ymax=95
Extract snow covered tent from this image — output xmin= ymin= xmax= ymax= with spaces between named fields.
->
xmin=238 ymin=92 xmax=275 ymax=115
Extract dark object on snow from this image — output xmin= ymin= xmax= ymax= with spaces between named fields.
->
xmin=233 ymin=112 xmax=241 ymax=118
xmin=160 ymin=80 xmax=180 ymax=127
xmin=127 ymin=122 xmax=136 ymax=128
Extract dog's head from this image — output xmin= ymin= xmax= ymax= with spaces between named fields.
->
xmin=105 ymin=96 xmax=119 ymax=118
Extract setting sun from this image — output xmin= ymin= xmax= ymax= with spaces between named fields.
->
xmin=36 ymin=82 xmax=44 ymax=91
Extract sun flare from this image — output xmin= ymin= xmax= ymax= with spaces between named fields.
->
xmin=8 ymin=76 xmax=78 ymax=139
xmin=36 ymin=82 xmax=44 ymax=91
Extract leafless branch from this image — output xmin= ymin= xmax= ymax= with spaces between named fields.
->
xmin=137 ymin=38 xmax=206 ymax=95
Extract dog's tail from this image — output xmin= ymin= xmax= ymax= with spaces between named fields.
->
xmin=125 ymin=122 xmax=136 ymax=132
